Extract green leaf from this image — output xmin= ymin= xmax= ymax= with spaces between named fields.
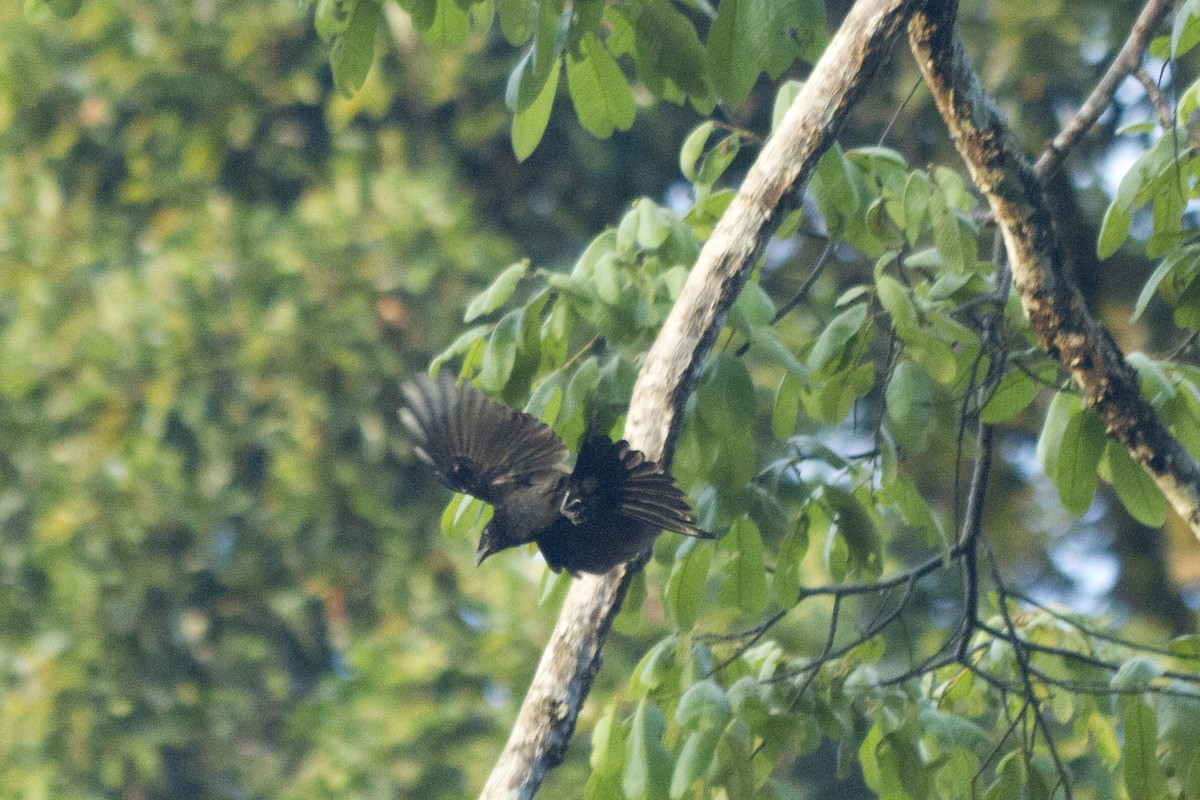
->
xmin=772 ymin=514 xmax=808 ymax=605
xmin=1159 ymin=684 xmax=1200 ymax=746
xmin=430 ymin=325 xmax=490 ymax=374
xmin=1120 ymin=695 xmax=1165 ymax=799
xmin=772 ymin=371 xmax=802 ymax=442
xmin=680 ymin=121 xmax=715 ymax=181
xmin=810 ymin=145 xmax=858 ymax=240
xmin=623 ymin=700 xmax=673 ymax=800
xmin=498 ymin=0 xmax=534 ymax=43
xmin=875 ymin=274 xmax=918 ymax=335
xmin=696 ymin=354 xmax=756 ymax=433
xmin=804 ymin=362 xmax=875 ymax=423
xmin=560 ymin=356 xmax=601 ymax=446
xmin=440 ymin=493 xmax=489 ymax=540
xmin=980 ymin=368 xmax=1040 ymax=423
xmin=1177 ymin=277 xmax=1200 ymax=332
xmin=669 ymin=729 xmax=721 ymax=799
xmin=568 ymin=0 xmax=605 ymax=51
xmin=511 ymin=55 xmax=561 ymax=161
xmin=904 ymin=327 xmax=958 ymax=385
xmin=634 ymin=1 xmax=710 ymax=98
xmin=634 ymin=198 xmax=671 ymax=249
xmin=1173 ymin=0 xmax=1200 ymax=58
xmin=1088 ymin=711 xmax=1122 ymax=768
xmin=505 ymin=0 xmax=565 ymax=108
xmin=695 ymin=135 xmax=741 ymax=189
xmin=330 ymin=0 xmax=381 ymax=96
xmin=772 ymin=80 xmax=804 ymax=132
xmin=886 ymin=360 xmax=934 ymax=453
xmin=567 ymin=34 xmax=636 ymax=137
xmin=808 ymin=303 xmax=868 ymax=373
xmin=823 ymin=486 xmax=881 ymax=579
xmin=706 ymin=0 xmax=824 ymax=106
xmin=426 ymin=0 xmax=469 ymax=45
xmin=1133 ymin=257 xmax=1179 ymax=322
xmin=715 ymin=728 xmax=755 ymax=800
xmin=902 ymin=171 xmax=933 ymax=246
xmin=929 ymin=186 xmax=965 ymax=272
xmin=1169 ymin=634 xmax=1200 ymax=659
xmin=525 ymin=376 xmax=564 ymax=425
xmin=593 ymin=252 xmax=623 ymax=304
xmin=1097 ymin=201 xmax=1132 ymax=259
xmin=705 ymin=0 xmax=757 ymax=106
xmin=573 ymin=228 xmax=618 ymax=279
xmin=985 ymin=751 xmax=1024 ymax=800
xmin=464 ymin=262 xmax=528 ymax=322
xmin=1052 ymin=402 xmax=1107 ymax=515
xmin=1104 ymin=441 xmax=1166 ymax=527
xmin=1128 ymin=352 xmax=1176 ymax=407
xmin=720 ymin=516 xmax=768 ymax=614
xmin=664 ymin=538 xmax=713 ymax=630
xmin=1112 ymin=655 xmax=1163 ymax=691
xmin=630 ymin=636 xmax=679 ymax=697
xmin=478 ymin=309 xmax=523 ymax=392
xmin=591 ymin=704 xmax=627 ymax=776
xmin=887 ymin=475 xmax=945 ymax=549
xmin=676 ymin=679 xmax=731 ymax=730
xmin=1036 ymin=391 xmax=1076 ymax=494
xmin=30 ymin=0 xmax=82 ymax=18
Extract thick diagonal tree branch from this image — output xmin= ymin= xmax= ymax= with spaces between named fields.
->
xmin=909 ymin=1 xmax=1200 ymax=538
xmin=478 ymin=1 xmax=928 ymax=797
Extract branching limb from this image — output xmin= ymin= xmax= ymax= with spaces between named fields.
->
xmin=479 ymin=2 xmax=928 ymax=796
xmin=1033 ymin=0 xmax=1174 ymax=177
xmin=984 ymin=545 xmax=1075 ymax=799
xmin=1133 ymin=66 xmax=1175 ymax=131
xmin=909 ymin=0 xmax=1200 ymax=540
xmin=955 ymin=421 xmax=992 ymax=660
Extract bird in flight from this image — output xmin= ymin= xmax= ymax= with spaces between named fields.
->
xmin=400 ymin=373 xmax=711 ymax=575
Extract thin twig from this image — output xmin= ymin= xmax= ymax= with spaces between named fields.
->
xmin=978 ymin=622 xmax=1200 ymax=686
xmin=984 ymin=545 xmax=1075 ymax=800
xmin=1033 ymin=0 xmax=1174 ymax=177
xmin=769 ymin=576 xmax=919 ymax=685
xmin=789 ymin=594 xmax=844 ymax=709
xmin=956 ymin=422 xmax=993 ymax=660
xmin=771 ymin=239 xmax=836 ymax=325
xmin=1133 ymin=66 xmax=1175 ymax=131
xmin=880 ymin=77 xmax=924 ymax=146
xmin=1007 ymin=588 xmax=1200 ymax=661
xmin=705 ymin=609 xmax=789 ymax=676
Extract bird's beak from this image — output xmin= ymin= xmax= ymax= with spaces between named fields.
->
xmin=475 ymin=538 xmax=496 ymax=566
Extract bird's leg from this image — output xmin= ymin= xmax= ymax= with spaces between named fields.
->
xmin=560 ymin=492 xmax=584 ymax=524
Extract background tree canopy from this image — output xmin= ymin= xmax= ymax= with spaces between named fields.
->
xmin=4 ymin=0 xmax=1200 ymax=798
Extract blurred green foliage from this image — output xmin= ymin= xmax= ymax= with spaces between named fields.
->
xmin=0 ymin=1 xmax=570 ymax=796
xmin=5 ymin=0 xmax=1200 ymax=798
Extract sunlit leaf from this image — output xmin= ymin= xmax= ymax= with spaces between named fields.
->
xmin=464 ymin=261 xmax=528 ymax=322
xmin=567 ymin=34 xmax=636 ymax=137
xmin=511 ymin=55 xmax=561 ymax=161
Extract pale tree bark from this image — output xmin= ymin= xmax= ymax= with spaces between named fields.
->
xmin=909 ymin=0 xmax=1200 ymax=538
xmin=482 ymin=0 xmax=1200 ymax=797
xmin=479 ymin=0 xmax=927 ymax=797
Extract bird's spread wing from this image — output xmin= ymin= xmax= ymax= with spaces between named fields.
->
xmin=399 ymin=373 xmax=569 ymax=504
xmin=564 ymin=435 xmax=709 ymax=538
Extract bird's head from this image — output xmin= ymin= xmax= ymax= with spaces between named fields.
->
xmin=475 ymin=519 xmax=519 ymax=566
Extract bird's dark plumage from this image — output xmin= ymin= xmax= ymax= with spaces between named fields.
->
xmin=400 ymin=373 xmax=708 ymax=574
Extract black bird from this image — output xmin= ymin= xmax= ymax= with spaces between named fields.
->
xmin=399 ymin=373 xmax=710 ymax=574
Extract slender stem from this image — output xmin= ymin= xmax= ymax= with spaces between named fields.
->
xmin=1033 ymin=0 xmax=1174 ymax=177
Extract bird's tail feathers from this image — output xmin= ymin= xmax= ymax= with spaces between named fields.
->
xmin=571 ymin=435 xmax=712 ymax=538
